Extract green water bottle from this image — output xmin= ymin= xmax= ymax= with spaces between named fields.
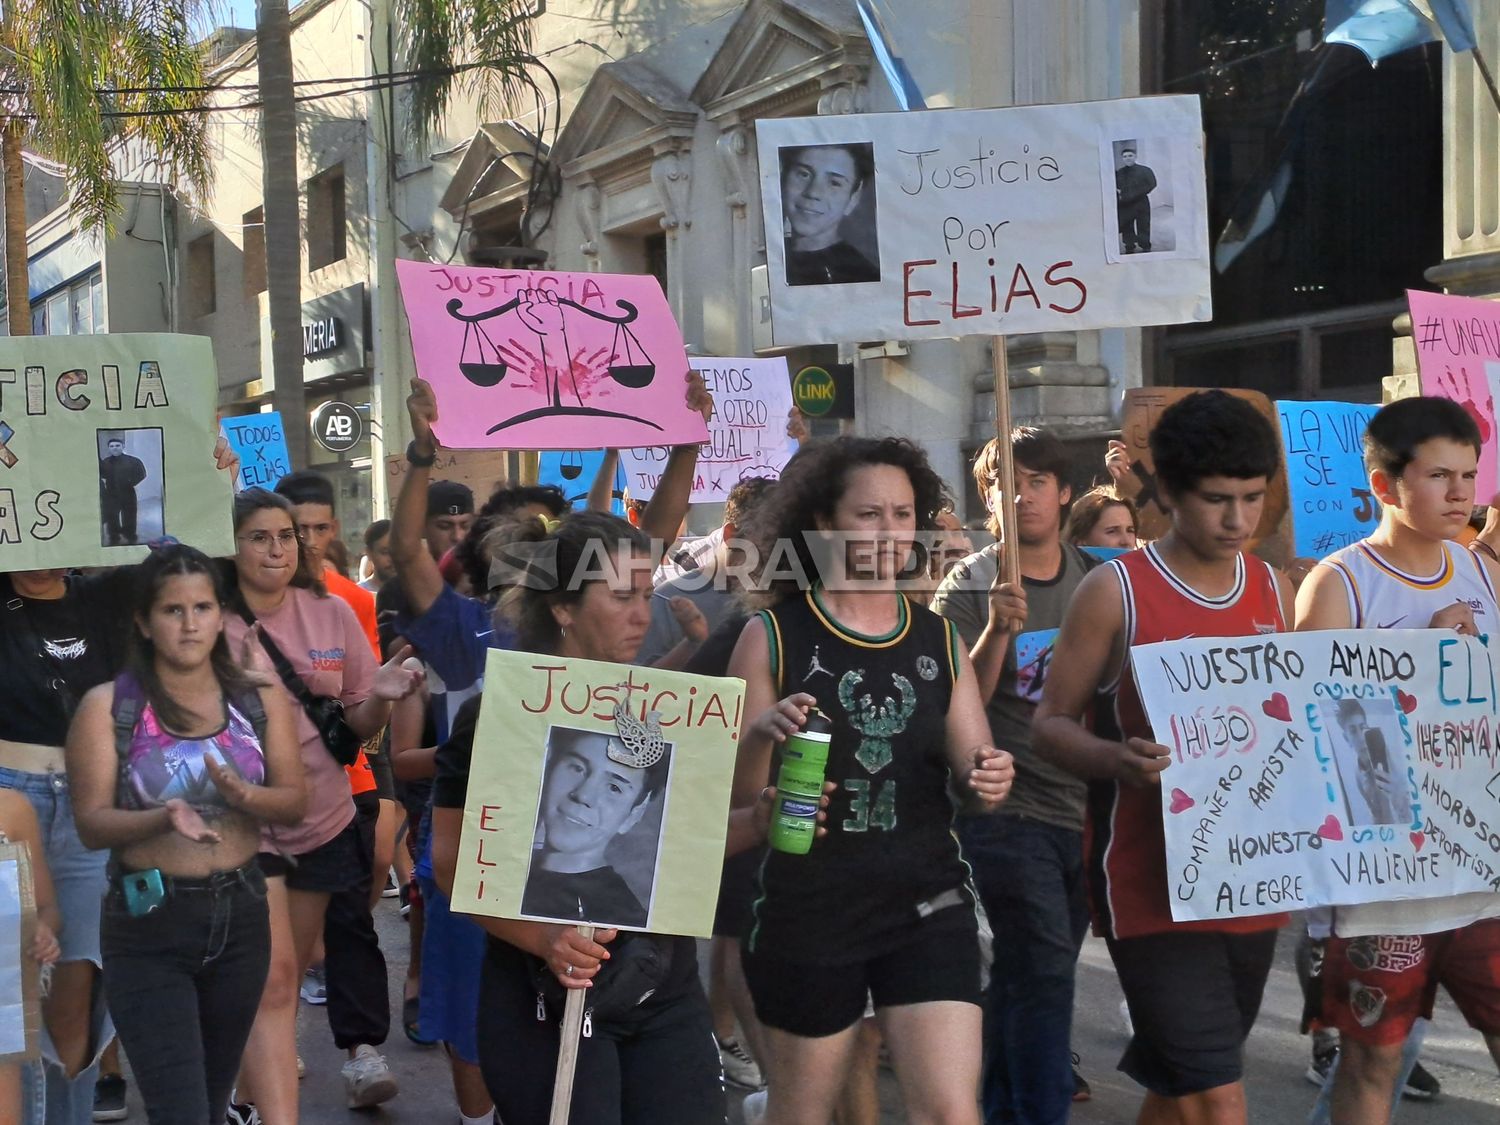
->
xmin=769 ymin=709 xmax=834 ymax=855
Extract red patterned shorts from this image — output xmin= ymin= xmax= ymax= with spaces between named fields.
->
xmin=1320 ymin=919 xmax=1500 ymax=1046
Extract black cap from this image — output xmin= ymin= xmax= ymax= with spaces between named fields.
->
xmin=427 ymin=480 xmax=474 ymax=518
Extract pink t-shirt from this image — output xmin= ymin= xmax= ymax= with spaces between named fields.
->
xmin=225 ymin=587 xmax=375 ymax=856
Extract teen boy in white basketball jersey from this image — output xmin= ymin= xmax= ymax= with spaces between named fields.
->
xmin=1297 ymin=396 xmax=1500 ymax=1125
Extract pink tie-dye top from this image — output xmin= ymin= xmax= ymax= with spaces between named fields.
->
xmin=123 ymin=698 xmax=267 ymax=812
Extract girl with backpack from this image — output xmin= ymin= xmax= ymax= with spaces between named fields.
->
xmin=63 ymin=544 xmax=306 ymax=1125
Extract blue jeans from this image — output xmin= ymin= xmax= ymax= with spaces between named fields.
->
xmin=0 ymin=767 xmax=109 ymax=1125
xmin=959 ymin=815 xmax=1088 ymax=1125
xmin=100 ymin=864 xmax=270 ymax=1125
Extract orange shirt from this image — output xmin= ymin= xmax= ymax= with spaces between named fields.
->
xmin=324 ymin=567 xmax=380 ymax=797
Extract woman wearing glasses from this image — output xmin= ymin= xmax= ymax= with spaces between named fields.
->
xmin=219 ymin=489 xmax=420 ymax=1124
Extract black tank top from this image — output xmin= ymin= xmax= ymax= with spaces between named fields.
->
xmin=748 ymin=589 xmax=971 ymax=964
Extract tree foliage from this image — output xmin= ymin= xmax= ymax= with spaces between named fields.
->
xmin=394 ymin=0 xmax=538 ymax=141
xmin=0 ymin=0 xmax=213 ymax=232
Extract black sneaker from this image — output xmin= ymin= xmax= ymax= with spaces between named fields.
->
xmin=92 ymin=1074 xmax=128 ymax=1122
xmin=1401 ymin=1060 xmax=1441 ymax=1101
xmin=1304 ymin=1041 xmax=1338 ymax=1087
xmin=225 ymin=1103 xmax=261 ymax=1125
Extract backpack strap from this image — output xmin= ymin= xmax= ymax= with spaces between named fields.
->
xmin=232 ymin=685 xmax=270 ymax=750
xmin=111 ymin=672 xmax=144 ymax=763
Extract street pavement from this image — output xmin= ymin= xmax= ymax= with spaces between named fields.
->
xmin=117 ymin=900 xmax=1500 ymax=1123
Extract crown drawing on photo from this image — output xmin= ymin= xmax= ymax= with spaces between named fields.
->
xmin=610 ymin=686 xmax=666 ymax=770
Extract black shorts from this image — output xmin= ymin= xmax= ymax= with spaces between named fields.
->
xmin=712 ymin=848 xmax=761 ymax=940
xmin=742 ymin=906 xmax=980 ymax=1038
xmin=1108 ymin=927 xmax=1279 ymax=1097
xmin=257 ymin=816 xmax=364 ymax=895
xmin=368 ymin=745 xmax=396 ymax=802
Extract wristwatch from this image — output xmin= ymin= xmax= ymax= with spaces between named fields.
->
xmin=406 ymin=440 xmax=437 ymax=468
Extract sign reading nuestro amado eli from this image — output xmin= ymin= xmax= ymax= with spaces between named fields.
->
xmin=451 ymin=650 xmax=743 ymax=937
xmin=1131 ymin=629 xmax=1500 ymax=924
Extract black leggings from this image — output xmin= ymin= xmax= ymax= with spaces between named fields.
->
xmin=476 ymin=945 xmax=725 ymax=1125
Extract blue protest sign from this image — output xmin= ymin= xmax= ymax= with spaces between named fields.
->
xmin=538 ymin=450 xmax=625 ymax=515
xmin=1275 ymin=400 xmax=1381 ymax=558
xmin=219 ymin=412 xmax=292 ymax=492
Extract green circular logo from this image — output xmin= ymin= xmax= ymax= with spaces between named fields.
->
xmin=793 ymin=365 xmax=836 ymax=416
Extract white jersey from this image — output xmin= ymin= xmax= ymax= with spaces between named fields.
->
xmin=1320 ymin=538 xmax=1500 ymax=937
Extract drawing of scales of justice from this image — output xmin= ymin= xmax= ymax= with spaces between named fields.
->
xmin=447 ymin=287 xmax=663 ymax=434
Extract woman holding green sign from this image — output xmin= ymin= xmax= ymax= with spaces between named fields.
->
xmin=430 ymin=511 xmax=727 ymax=1124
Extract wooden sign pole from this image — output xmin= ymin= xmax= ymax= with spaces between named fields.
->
xmin=548 ymin=924 xmax=596 ymax=1125
xmin=991 ymin=337 xmax=1021 ymax=588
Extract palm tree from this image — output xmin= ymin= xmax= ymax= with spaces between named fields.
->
xmin=0 ymin=0 xmax=212 ymax=334
xmin=256 ymin=0 xmax=307 ymax=468
xmin=393 ymin=0 xmax=538 ymax=142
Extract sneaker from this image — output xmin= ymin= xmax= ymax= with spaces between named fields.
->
xmin=225 ymin=1105 xmax=260 ymax=1125
xmin=1304 ymin=1040 xmax=1338 ymax=1087
xmin=1402 ymin=1060 xmax=1441 ymax=1101
xmin=342 ymin=1043 xmax=399 ymax=1108
xmin=741 ymin=1089 xmax=768 ymax=1125
xmin=1119 ymin=997 xmax=1133 ymax=1038
xmin=382 ymin=869 xmax=400 ymax=898
xmin=93 ymin=1074 xmax=128 ymax=1122
xmin=297 ymin=1054 xmax=306 ymax=1079
xmin=1071 ymin=1053 xmax=1091 ymax=1103
xmin=300 ymin=966 xmax=327 ymax=1005
xmin=718 ymin=1035 xmax=764 ymax=1089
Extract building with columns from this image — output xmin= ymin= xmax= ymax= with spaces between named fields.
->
xmin=179 ymin=0 xmax=1498 ymax=532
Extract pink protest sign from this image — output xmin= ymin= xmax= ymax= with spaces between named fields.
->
xmin=396 ymin=261 xmax=708 ymax=450
xmin=1408 ymin=289 xmax=1500 ymax=497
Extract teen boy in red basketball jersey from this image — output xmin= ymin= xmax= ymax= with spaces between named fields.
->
xmin=1296 ymin=396 xmax=1500 ymax=1125
xmin=1033 ymin=391 xmax=1294 ymax=1124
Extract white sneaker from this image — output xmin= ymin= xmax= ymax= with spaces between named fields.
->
xmin=741 ymin=1089 xmax=768 ymax=1125
xmin=382 ymin=869 xmax=401 ymax=898
xmin=718 ymin=1035 xmax=764 ymax=1089
xmin=1119 ymin=998 xmax=1133 ymax=1038
xmin=342 ymin=1044 xmax=399 ymax=1108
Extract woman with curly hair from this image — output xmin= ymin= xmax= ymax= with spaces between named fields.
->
xmin=728 ymin=435 xmax=1015 ymax=1125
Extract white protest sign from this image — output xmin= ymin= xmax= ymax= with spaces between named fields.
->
xmin=620 ymin=356 xmax=794 ymax=502
xmin=1131 ymin=629 xmax=1500 ymax=924
xmin=755 ymin=95 xmax=1210 ymax=346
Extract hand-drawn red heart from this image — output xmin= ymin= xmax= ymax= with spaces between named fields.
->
xmin=1261 ymin=692 xmax=1292 ymax=722
xmin=1317 ymin=815 xmax=1344 ymax=842
xmin=1168 ymin=788 xmax=1195 ymax=815
xmin=1397 ymin=690 xmax=1417 ymax=714
xmin=1410 ymin=831 xmax=1426 ymax=852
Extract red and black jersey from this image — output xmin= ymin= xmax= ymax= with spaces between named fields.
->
xmin=1088 ymin=544 xmax=1290 ymax=940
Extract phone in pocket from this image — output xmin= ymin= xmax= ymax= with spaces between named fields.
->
xmin=122 ymin=869 xmax=166 ymax=917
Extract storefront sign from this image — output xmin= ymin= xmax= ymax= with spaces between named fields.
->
xmin=311 ymin=400 xmax=362 ymax=453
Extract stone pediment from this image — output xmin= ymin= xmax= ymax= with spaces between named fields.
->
xmin=439 ymin=121 xmax=548 ymax=220
xmin=553 ymin=57 xmax=698 ymax=182
xmin=691 ymin=0 xmax=871 ymax=122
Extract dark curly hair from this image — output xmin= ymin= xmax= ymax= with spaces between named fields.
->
xmin=1151 ymin=390 xmax=1281 ymax=498
xmin=493 ymin=510 xmax=652 ymax=653
xmin=740 ymin=436 xmax=946 ymax=606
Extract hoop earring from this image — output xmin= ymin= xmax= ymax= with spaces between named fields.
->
xmin=559 ymin=625 xmax=567 ymax=639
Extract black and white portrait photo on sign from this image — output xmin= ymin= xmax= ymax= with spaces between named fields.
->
xmin=1320 ymin=698 xmax=1413 ymax=828
xmin=97 ymin=427 xmax=165 ymax=547
xmin=1100 ymin=136 xmax=1198 ymax=263
xmin=521 ymin=723 xmax=673 ymax=929
xmin=777 ymin=142 xmax=880 ymax=287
